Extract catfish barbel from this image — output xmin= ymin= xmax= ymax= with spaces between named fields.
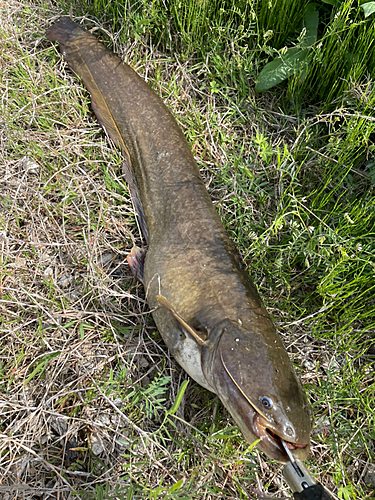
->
xmin=47 ymin=17 xmax=312 ymax=462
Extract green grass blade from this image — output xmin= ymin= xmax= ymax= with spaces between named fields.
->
xmin=168 ymin=379 xmax=189 ymax=416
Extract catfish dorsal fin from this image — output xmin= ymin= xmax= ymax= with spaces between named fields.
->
xmin=46 ymin=18 xmax=130 ymax=157
xmin=156 ymin=294 xmax=206 ymax=345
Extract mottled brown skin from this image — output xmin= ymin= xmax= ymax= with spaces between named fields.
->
xmin=47 ymin=18 xmax=312 ymax=462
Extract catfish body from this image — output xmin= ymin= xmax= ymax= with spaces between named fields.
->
xmin=47 ymin=18 xmax=312 ymax=462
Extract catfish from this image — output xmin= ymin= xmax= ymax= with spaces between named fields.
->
xmin=46 ymin=17 xmax=312 ymax=462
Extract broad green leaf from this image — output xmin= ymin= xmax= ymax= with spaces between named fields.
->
xmin=361 ymin=2 xmax=375 ymax=17
xmin=170 ymin=479 xmax=183 ymax=492
xmin=62 ymin=321 xmax=77 ymax=328
xmin=302 ymin=3 xmax=319 ymax=48
xmin=168 ymin=379 xmax=189 ymax=415
xmin=255 ymin=47 xmax=309 ymax=93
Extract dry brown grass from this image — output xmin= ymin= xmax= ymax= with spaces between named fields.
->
xmin=0 ymin=2 xmax=169 ymax=498
xmin=0 ymin=2 xmax=253 ymax=498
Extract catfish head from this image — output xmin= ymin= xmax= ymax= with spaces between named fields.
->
xmin=201 ymin=318 xmax=312 ymax=462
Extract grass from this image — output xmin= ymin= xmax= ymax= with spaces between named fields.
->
xmin=0 ymin=0 xmax=374 ymax=499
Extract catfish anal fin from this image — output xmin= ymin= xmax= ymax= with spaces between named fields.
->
xmin=122 ymin=159 xmax=149 ymax=244
xmin=127 ymin=246 xmax=146 ymax=282
xmin=156 ymin=294 xmax=206 ymax=345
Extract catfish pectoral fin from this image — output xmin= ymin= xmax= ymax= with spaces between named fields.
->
xmin=127 ymin=246 xmax=146 ymax=282
xmin=156 ymin=294 xmax=207 ymax=345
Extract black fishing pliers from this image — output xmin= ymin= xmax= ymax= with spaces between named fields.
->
xmin=282 ymin=441 xmax=334 ymax=500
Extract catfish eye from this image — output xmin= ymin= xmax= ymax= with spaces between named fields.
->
xmin=261 ymin=397 xmax=273 ymax=410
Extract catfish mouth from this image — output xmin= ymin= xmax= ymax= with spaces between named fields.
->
xmin=266 ymin=428 xmax=308 ymax=451
xmin=254 ymin=414 xmax=309 ymax=462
